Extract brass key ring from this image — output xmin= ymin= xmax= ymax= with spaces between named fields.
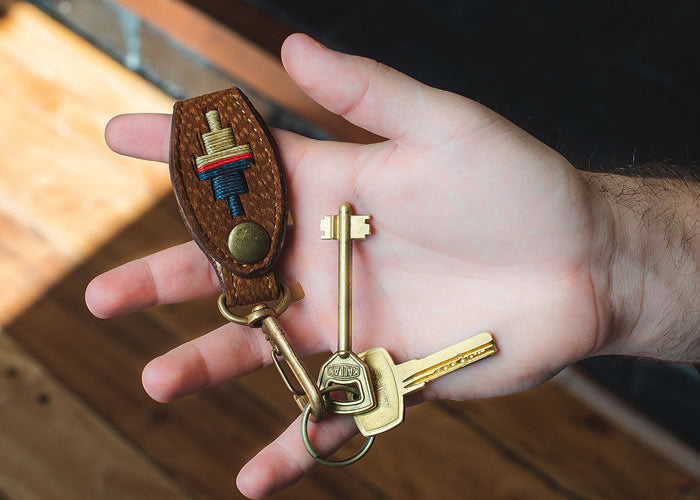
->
xmin=301 ymin=385 xmax=375 ymax=467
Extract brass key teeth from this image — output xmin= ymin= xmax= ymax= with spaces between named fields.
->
xmin=399 ymin=335 xmax=498 ymax=391
xmin=320 ymin=214 xmax=371 ymax=239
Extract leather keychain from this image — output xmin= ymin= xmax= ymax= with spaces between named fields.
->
xmin=167 ymin=87 xmax=498 ymax=466
xmin=169 ymin=87 xmax=323 ymax=419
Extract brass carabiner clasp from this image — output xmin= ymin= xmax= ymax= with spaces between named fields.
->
xmin=261 ymin=315 xmax=324 ymax=421
xmin=217 ymin=282 xmax=324 ymax=421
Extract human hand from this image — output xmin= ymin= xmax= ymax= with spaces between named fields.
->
xmin=86 ymin=34 xmax=619 ymax=497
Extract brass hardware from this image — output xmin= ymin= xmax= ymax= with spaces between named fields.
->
xmin=317 ymin=352 xmax=375 ymax=415
xmin=301 ymin=385 xmax=375 ymax=467
xmin=321 ymin=203 xmax=371 ymax=356
xmin=270 ymin=349 xmax=303 ymax=397
xmin=262 ymin=315 xmax=324 ymax=421
xmin=317 ymin=203 xmax=375 ymax=414
xmin=320 ymin=213 xmax=371 ymax=240
xmin=337 ymin=204 xmax=351 ymax=355
xmin=354 ymin=332 xmax=497 ymax=437
xmin=227 ymin=221 xmax=270 ymax=264
xmin=247 ymin=305 xmax=276 ymax=328
xmin=398 ymin=332 xmax=497 ymax=391
xmin=320 ymin=204 xmax=370 ymax=354
xmin=217 ymin=282 xmax=324 ymax=420
xmin=217 ymin=281 xmax=291 ymax=326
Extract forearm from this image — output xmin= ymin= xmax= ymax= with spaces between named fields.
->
xmin=584 ymin=169 xmax=700 ymax=361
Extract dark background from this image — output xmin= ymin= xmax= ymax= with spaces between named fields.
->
xmin=239 ymin=0 xmax=700 ymax=172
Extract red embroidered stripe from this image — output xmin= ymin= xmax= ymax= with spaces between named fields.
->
xmin=197 ymin=152 xmax=253 ymax=173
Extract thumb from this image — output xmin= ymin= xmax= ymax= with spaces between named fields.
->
xmin=281 ymin=33 xmax=495 ymax=148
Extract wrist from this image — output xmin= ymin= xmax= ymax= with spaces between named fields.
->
xmin=584 ymin=171 xmax=700 ymax=361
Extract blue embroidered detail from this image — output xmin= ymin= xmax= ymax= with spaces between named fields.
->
xmin=201 ymin=159 xmax=254 ymax=217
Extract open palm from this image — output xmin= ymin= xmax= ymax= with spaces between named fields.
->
xmin=87 ymin=34 xmax=611 ymax=497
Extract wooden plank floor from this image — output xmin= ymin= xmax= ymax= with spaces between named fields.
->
xmin=1 ymin=3 xmax=699 ymax=499
xmin=0 ymin=334 xmax=190 ymax=499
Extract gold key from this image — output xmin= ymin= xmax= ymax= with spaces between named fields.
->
xmin=317 ymin=203 xmax=376 ymax=414
xmin=354 ymin=332 xmax=497 ymax=436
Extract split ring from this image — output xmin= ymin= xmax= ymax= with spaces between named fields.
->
xmin=301 ymin=385 xmax=375 ymax=467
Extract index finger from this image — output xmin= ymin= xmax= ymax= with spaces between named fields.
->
xmin=105 ymin=113 xmax=172 ymax=162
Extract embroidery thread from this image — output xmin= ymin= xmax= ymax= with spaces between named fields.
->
xmin=195 ymin=110 xmax=254 ymax=217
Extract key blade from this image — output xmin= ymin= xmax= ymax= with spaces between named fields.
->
xmin=397 ymin=332 xmax=497 ymax=393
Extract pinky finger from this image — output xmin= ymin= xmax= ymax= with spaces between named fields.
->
xmin=236 ymin=413 xmax=358 ymax=498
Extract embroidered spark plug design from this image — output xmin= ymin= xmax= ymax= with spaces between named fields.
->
xmin=195 ymin=110 xmax=254 ymax=217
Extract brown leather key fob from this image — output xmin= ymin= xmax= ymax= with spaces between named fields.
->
xmin=169 ymin=87 xmax=288 ymax=309
xmin=169 ymin=87 xmax=323 ymax=420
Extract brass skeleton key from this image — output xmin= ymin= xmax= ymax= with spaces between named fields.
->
xmin=317 ymin=203 xmax=376 ymax=414
xmin=354 ymin=332 xmax=497 ymax=436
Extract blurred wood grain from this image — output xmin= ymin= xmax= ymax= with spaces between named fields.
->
xmin=0 ymin=2 xmax=173 ymax=325
xmin=0 ymin=333 xmax=190 ymax=499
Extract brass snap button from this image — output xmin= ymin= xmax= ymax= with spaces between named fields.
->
xmin=227 ymin=221 xmax=270 ymax=263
